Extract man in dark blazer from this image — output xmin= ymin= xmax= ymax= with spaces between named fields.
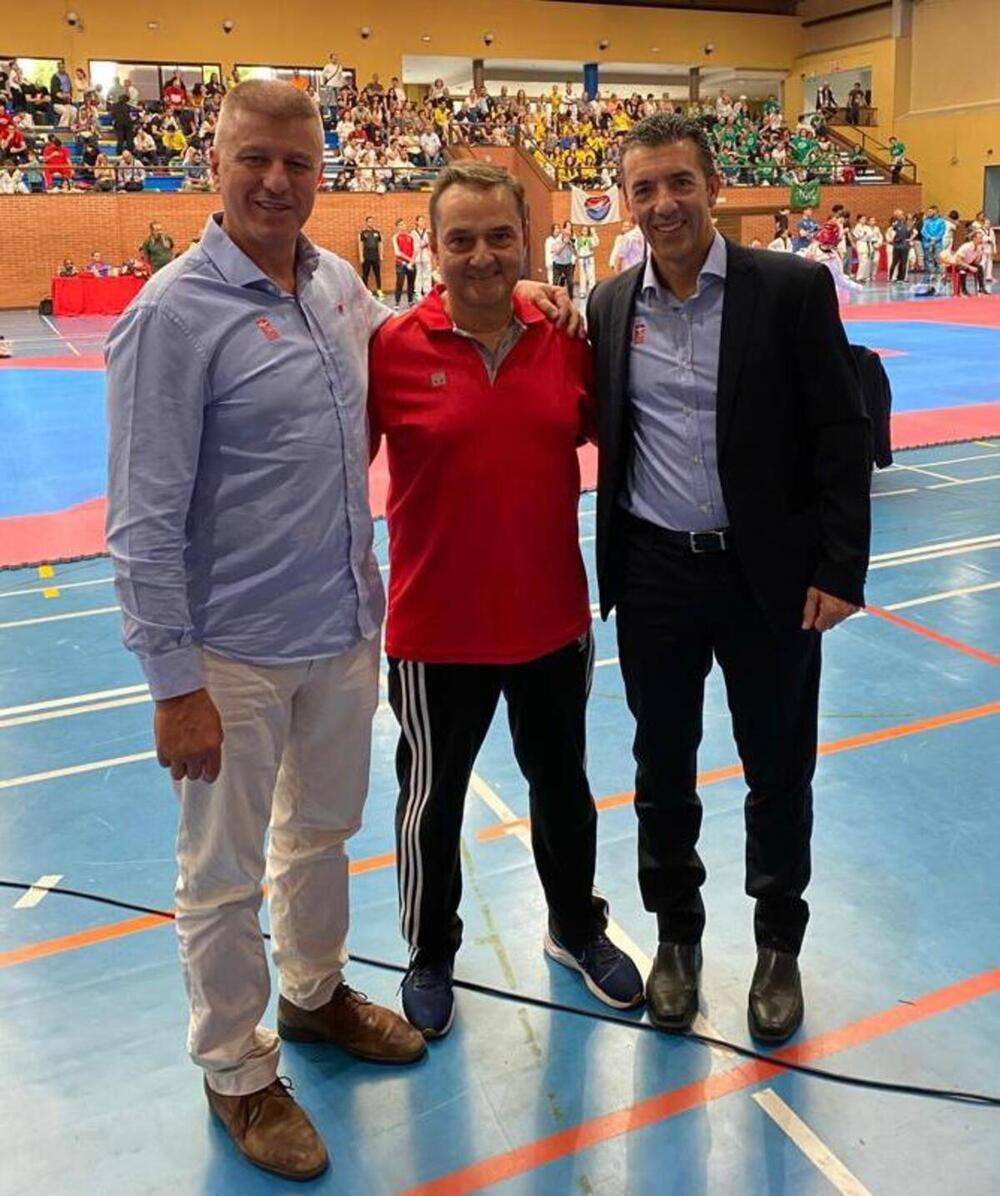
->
xmin=587 ymin=114 xmax=870 ymax=1042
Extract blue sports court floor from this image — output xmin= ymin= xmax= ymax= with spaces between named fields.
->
xmin=0 ymin=288 xmax=998 ymax=1193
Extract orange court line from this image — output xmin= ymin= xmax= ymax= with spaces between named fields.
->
xmin=476 ymin=700 xmax=1000 ymax=841
xmin=0 ymin=850 xmax=398 ymax=971
xmin=5 ymin=702 xmax=998 ymax=969
xmin=401 ymin=967 xmax=1000 ymax=1196
xmin=866 ymin=605 xmax=1000 ymax=667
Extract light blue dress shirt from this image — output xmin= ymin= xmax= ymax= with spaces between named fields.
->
xmin=623 ymin=230 xmax=730 ymax=534
xmin=106 ymin=213 xmax=390 ymax=700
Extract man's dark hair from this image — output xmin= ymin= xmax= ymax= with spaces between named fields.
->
xmin=619 ymin=113 xmax=717 ymax=182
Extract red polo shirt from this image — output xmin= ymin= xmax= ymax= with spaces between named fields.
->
xmin=369 ymin=286 xmax=595 ymax=664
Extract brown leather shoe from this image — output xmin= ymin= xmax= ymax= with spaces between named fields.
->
xmin=204 ymin=1077 xmax=329 ymax=1181
xmin=278 ymin=982 xmax=427 ymax=1064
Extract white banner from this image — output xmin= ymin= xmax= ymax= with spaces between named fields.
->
xmin=570 ymin=185 xmax=621 ymax=225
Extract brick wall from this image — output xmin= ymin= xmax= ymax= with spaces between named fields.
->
xmin=0 ymin=182 xmax=921 ymax=310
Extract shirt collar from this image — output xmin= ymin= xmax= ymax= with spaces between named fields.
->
xmin=417 ymin=284 xmax=546 ymax=334
xmin=199 ymin=212 xmax=320 ymax=290
xmin=641 ymin=230 xmax=727 ymax=302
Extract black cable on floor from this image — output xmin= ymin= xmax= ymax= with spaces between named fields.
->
xmin=2 ymin=879 xmax=997 ymax=1109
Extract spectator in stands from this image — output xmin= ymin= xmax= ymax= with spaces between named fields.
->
xmin=87 ymin=250 xmax=110 ymax=277
xmin=0 ymin=159 xmax=28 ymax=194
xmin=94 ymin=151 xmax=116 ymax=191
xmin=816 ymin=82 xmax=836 ymax=119
xmin=111 ymin=93 xmax=136 ymax=155
xmin=358 ymin=215 xmax=384 ymax=296
xmin=205 ymin=73 xmax=226 ymax=107
xmin=846 ymin=82 xmax=865 ymax=126
xmin=41 ymin=134 xmax=72 ymax=189
xmin=118 ymin=149 xmax=146 ymax=192
xmin=49 ymin=60 xmax=77 ymax=127
xmin=392 ymin=217 xmax=416 ymax=308
xmin=141 ymin=222 xmax=176 ymax=274
xmin=21 ymin=149 xmax=45 ymax=192
xmin=72 ymin=66 xmax=92 ymax=105
xmin=75 ymin=132 xmax=100 ymax=186
xmin=163 ymin=73 xmax=189 ymax=115
xmin=319 ymin=53 xmax=344 ymax=113
xmin=0 ymin=120 xmax=28 ymax=165
xmin=180 ymin=148 xmax=211 ymax=192
xmin=133 ymin=125 xmax=158 ymax=165
xmin=888 ymin=136 xmax=906 ymax=184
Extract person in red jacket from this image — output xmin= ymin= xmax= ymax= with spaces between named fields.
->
xmin=41 ymin=134 xmax=73 ymax=189
xmin=368 ymin=161 xmax=643 ymax=1039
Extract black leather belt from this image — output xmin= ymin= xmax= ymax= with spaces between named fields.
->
xmin=626 ymin=513 xmax=732 ymax=554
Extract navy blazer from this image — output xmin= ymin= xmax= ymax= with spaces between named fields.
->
xmin=585 ymin=239 xmax=871 ymax=632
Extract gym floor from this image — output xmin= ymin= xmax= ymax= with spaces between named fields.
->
xmin=0 ymin=288 xmax=998 ymax=1194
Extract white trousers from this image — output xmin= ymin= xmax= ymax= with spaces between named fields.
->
xmin=415 ymin=258 xmax=434 ymax=297
xmin=578 ymin=255 xmax=596 ymax=294
xmin=173 ymin=638 xmax=380 ymax=1095
xmin=855 ymin=245 xmax=872 ymax=282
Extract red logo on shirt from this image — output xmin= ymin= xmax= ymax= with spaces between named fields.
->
xmin=256 ymin=316 xmax=281 ymax=342
xmin=632 ymin=320 xmax=647 ymax=346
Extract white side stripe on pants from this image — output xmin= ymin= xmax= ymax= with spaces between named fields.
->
xmin=398 ymin=661 xmax=434 ymax=950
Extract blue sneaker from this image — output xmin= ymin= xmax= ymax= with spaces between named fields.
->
xmin=544 ymin=931 xmax=644 ymax=1010
xmin=401 ymin=958 xmax=455 ymax=1038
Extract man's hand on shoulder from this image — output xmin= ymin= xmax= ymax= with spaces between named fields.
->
xmin=801 ymin=586 xmax=860 ymax=632
xmin=514 ymin=279 xmax=585 ymax=338
xmin=154 ymin=687 xmax=224 ymax=783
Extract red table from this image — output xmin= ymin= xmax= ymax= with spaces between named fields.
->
xmin=52 ymin=274 xmax=146 ymax=316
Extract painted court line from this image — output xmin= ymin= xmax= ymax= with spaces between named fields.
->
xmin=927 ymin=472 xmax=1000 ymax=490
xmin=400 ymin=968 xmax=1000 ymax=1196
xmin=13 ymin=875 xmax=65 ymax=910
xmin=0 ymin=576 xmax=114 ymax=600
xmin=752 ymin=1089 xmax=874 ymax=1195
xmin=0 ymin=683 xmax=148 ymax=720
xmin=895 ymin=464 xmax=961 ymax=483
xmin=871 ymin=487 xmax=918 ymax=498
xmin=477 ymin=700 xmax=1000 ymax=840
xmin=866 ymin=607 xmax=1000 ymax=667
xmin=0 ymin=605 xmax=120 ymax=631
xmin=0 ymin=694 xmax=153 ymax=731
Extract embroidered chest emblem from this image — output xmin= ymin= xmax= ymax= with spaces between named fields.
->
xmin=632 ymin=319 xmax=647 ymax=346
xmin=430 ymin=371 xmax=447 ymax=387
xmin=256 ymin=315 xmax=281 ymax=342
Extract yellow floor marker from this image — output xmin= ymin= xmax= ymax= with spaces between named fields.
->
xmin=975 ymin=440 xmax=998 ymax=449
xmin=37 ymin=564 xmax=60 ymax=598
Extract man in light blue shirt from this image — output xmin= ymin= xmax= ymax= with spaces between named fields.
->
xmin=106 ymin=80 xmax=426 ymax=1182
xmin=624 ymin=229 xmax=728 ymax=533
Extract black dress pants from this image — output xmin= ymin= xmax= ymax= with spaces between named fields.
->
xmin=394 ymin=263 xmax=416 ymax=305
xmin=616 ymin=515 xmax=820 ymax=955
xmin=387 ymin=633 xmax=607 ymax=962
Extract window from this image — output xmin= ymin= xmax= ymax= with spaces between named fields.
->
xmin=89 ymin=60 xmax=223 ymax=102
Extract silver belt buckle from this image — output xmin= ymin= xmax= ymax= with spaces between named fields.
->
xmin=690 ymin=530 xmax=727 ymax=553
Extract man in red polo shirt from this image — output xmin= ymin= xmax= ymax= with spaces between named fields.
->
xmin=369 ymin=162 xmax=643 ymax=1038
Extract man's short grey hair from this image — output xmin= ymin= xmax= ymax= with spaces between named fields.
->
xmin=620 ymin=113 xmax=717 ymax=182
xmin=215 ymin=79 xmax=322 ymax=150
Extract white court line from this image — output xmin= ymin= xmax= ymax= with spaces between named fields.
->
xmin=871 ymin=487 xmax=918 ymax=498
xmin=39 ymin=312 xmax=82 ymax=357
xmin=0 ymin=577 xmax=114 ymax=600
xmin=0 ymin=693 xmax=152 ymax=730
xmin=927 ymin=472 xmax=1000 ymax=490
xmin=752 ymin=1089 xmax=873 ymax=1195
xmin=886 ymin=449 xmax=1000 ymax=468
xmin=0 ymin=750 xmax=157 ymax=791
xmin=594 ymin=656 xmax=619 ymax=669
xmin=0 ymin=605 xmax=120 ymax=630
xmin=871 ymin=533 xmax=1000 ymax=561
xmin=13 ymin=874 xmax=65 ymax=909
xmin=0 ymin=682 xmax=148 ymax=719
xmin=894 ymin=464 xmax=961 ymax=483
xmin=468 ymin=770 xmax=731 ymax=1050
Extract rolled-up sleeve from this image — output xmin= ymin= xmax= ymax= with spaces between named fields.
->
xmin=105 ymin=304 xmax=209 ymax=700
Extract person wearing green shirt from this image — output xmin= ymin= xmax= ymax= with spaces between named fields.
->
xmin=790 ymin=134 xmax=815 ymax=165
xmin=140 ymin=221 xmax=176 ymax=273
xmin=888 ymin=136 xmax=906 ymax=183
